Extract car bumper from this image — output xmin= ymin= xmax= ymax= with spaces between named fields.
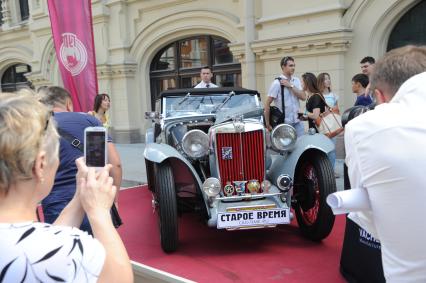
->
xmin=207 ymin=186 xmax=292 ymax=229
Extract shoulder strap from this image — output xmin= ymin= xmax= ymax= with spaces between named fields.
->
xmin=276 ymin=78 xmax=285 ymax=121
xmin=315 ymin=93 xmax=331 ymax=108
xmin=57 ymin=127 xmax=84 ymax=152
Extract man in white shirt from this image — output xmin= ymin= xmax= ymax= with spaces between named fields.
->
xmin=345 ymin=45 xmax=426 ymax=282
xmin=194 ymin=66 xmax=218 ymax=88
xmin=264 ymin=56 xmax=306 ymax=136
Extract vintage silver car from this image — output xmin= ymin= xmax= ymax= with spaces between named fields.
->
xmin=144 ymin=87 xmax=336 ymax=252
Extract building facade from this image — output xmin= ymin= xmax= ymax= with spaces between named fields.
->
xmin=1 ymin=0 xmax=425 ymax=143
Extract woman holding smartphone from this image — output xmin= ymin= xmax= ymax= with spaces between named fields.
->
xmin=0 ymin=92 xmax=132 ymax=283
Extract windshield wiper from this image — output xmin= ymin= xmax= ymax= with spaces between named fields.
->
xmin=212 ymin=91 xmax=235 ymax=113
xmin=196 ymin=96 xmax=205 ymax=110
xmin=177 ymin=92 xmax=191 ymax=105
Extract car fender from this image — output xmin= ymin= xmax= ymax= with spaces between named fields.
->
xmin=267 ymin=134 xmax=335 ymax=182
xmin=144 ymin=143 xmax=211 ymax=217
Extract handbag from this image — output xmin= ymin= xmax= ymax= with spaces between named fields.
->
xmin=269 ymin=78 xmax=285 ymax=128
xmin=313 ymin=94 xmax=344 ymax=138
xmin=269 ymin=106 xmax=284 ymax=127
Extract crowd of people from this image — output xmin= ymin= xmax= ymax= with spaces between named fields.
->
xmin=263 ymin=55 xmax=376 ymax=177
xmin=1 ymin=44 xmax=425 ymax=282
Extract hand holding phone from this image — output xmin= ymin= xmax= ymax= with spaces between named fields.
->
xmin=84 ymin=127 xmax=107 ymax=169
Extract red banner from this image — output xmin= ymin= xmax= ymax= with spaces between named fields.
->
xmin=47 ymin=0 xmax=98 ymax=112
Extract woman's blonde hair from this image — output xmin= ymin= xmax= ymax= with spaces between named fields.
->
xmin=0 ymin=91 xmax=59 ymax=193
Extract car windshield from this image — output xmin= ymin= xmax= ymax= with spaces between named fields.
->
xmin=163 ymin=93 xmax=260 ymax=119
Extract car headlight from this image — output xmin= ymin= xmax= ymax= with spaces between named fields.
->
xmin=182 ymin=129 xmax=209 ymax=158
xmin=203 ymin=177 xmax=221 ymax=197
xmin=270 ymin=124 xmax=297 ymax=152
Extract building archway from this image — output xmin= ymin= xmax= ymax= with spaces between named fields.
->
xmin=129 ymin=9 xmax=241 ymax=124
xmin=387 ymin=0 xmax=426 ymax=51
xmin=1 ymin=63 xmax=32 ymax=92
xmin=149 ymin=35 xmax=241 ymax=109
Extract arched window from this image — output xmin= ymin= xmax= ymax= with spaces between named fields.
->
xmin=387 ymin=1 xmax=426 ymax=51
xmin=150 ymin=36 xmax=241 ymax=109
xmin=1 ymin=64 xmax=32 ymax=92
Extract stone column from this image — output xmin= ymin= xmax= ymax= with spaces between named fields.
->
xmin=98 ymin=63 xmax=142 ymax=143
xmin=244 ymin=0 xmax=256 ymax=90
xmin=99 ymin=0 xmax=142 ymax=143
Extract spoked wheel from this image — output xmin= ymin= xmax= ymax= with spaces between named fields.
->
xmin=293 ymin=152 xmax=336 ymax=241
xmin=155 ymin=162 xmax=178 ymax=252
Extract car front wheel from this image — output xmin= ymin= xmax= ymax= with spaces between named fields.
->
xmin=293 ymin=152 xmax=336 ymax=241
xmin=155 ymin=162 xmax=178 ymax=252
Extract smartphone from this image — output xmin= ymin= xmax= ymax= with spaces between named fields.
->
xmin=84 ymin=126 xmax=107 ymax=169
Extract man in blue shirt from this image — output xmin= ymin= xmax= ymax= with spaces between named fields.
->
xmin=39 ymin=86 xmax=122 ymax=233
xmin=352 ymin=73 xmax=373 ymax=106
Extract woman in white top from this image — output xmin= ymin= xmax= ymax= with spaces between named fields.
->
xmin=0 ymin=92 xmax=132 ymax=283
xmin=317 ymin=72 xmax=340 ymax=178
xmin=317 ymin=72 xmax=340 ymax=113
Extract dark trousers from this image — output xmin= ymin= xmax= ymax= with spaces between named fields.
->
xmin=340 ymin=163 xmax=385 ymax=282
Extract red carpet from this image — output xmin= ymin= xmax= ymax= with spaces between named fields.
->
xmin=117 ymin=186 xmax=346 ymax=282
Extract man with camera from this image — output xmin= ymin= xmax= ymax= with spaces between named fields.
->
xmin=38 ymin=86 xmax=122 ymax=234
xmin=264 ymin=56 xmax=306 ymax=136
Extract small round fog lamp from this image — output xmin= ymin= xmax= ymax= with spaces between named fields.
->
xmin=202 ymin=177 xmax=221 ymax=197
xmin=277 ymin=174 xmax=292 ymax=192
xmin=261 ymin=180 xmax=272 ymax=193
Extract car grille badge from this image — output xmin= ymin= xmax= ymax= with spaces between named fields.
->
xmin=247 ymin=180 xmax=260 ymax=194
xmin=221 ymin=147 xmax=233 ymax=160
xmin=233 ymin=181 xmax=247 ymax=195
xmin=223 ymin=183 xmax=235 ymax=197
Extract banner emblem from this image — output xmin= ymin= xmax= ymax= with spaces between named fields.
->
xmin=59 ymin=33 xmax=88 ymax=76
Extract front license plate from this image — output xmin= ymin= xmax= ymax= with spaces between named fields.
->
xmin=217 ymin=208 xmax=290 ymax=229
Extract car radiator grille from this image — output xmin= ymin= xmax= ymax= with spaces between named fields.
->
xmin=215 ymin=129 xmax=265 ymax=194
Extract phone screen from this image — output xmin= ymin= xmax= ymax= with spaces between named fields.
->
xmin=85 ymin=131 xmax=106 ymax=167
